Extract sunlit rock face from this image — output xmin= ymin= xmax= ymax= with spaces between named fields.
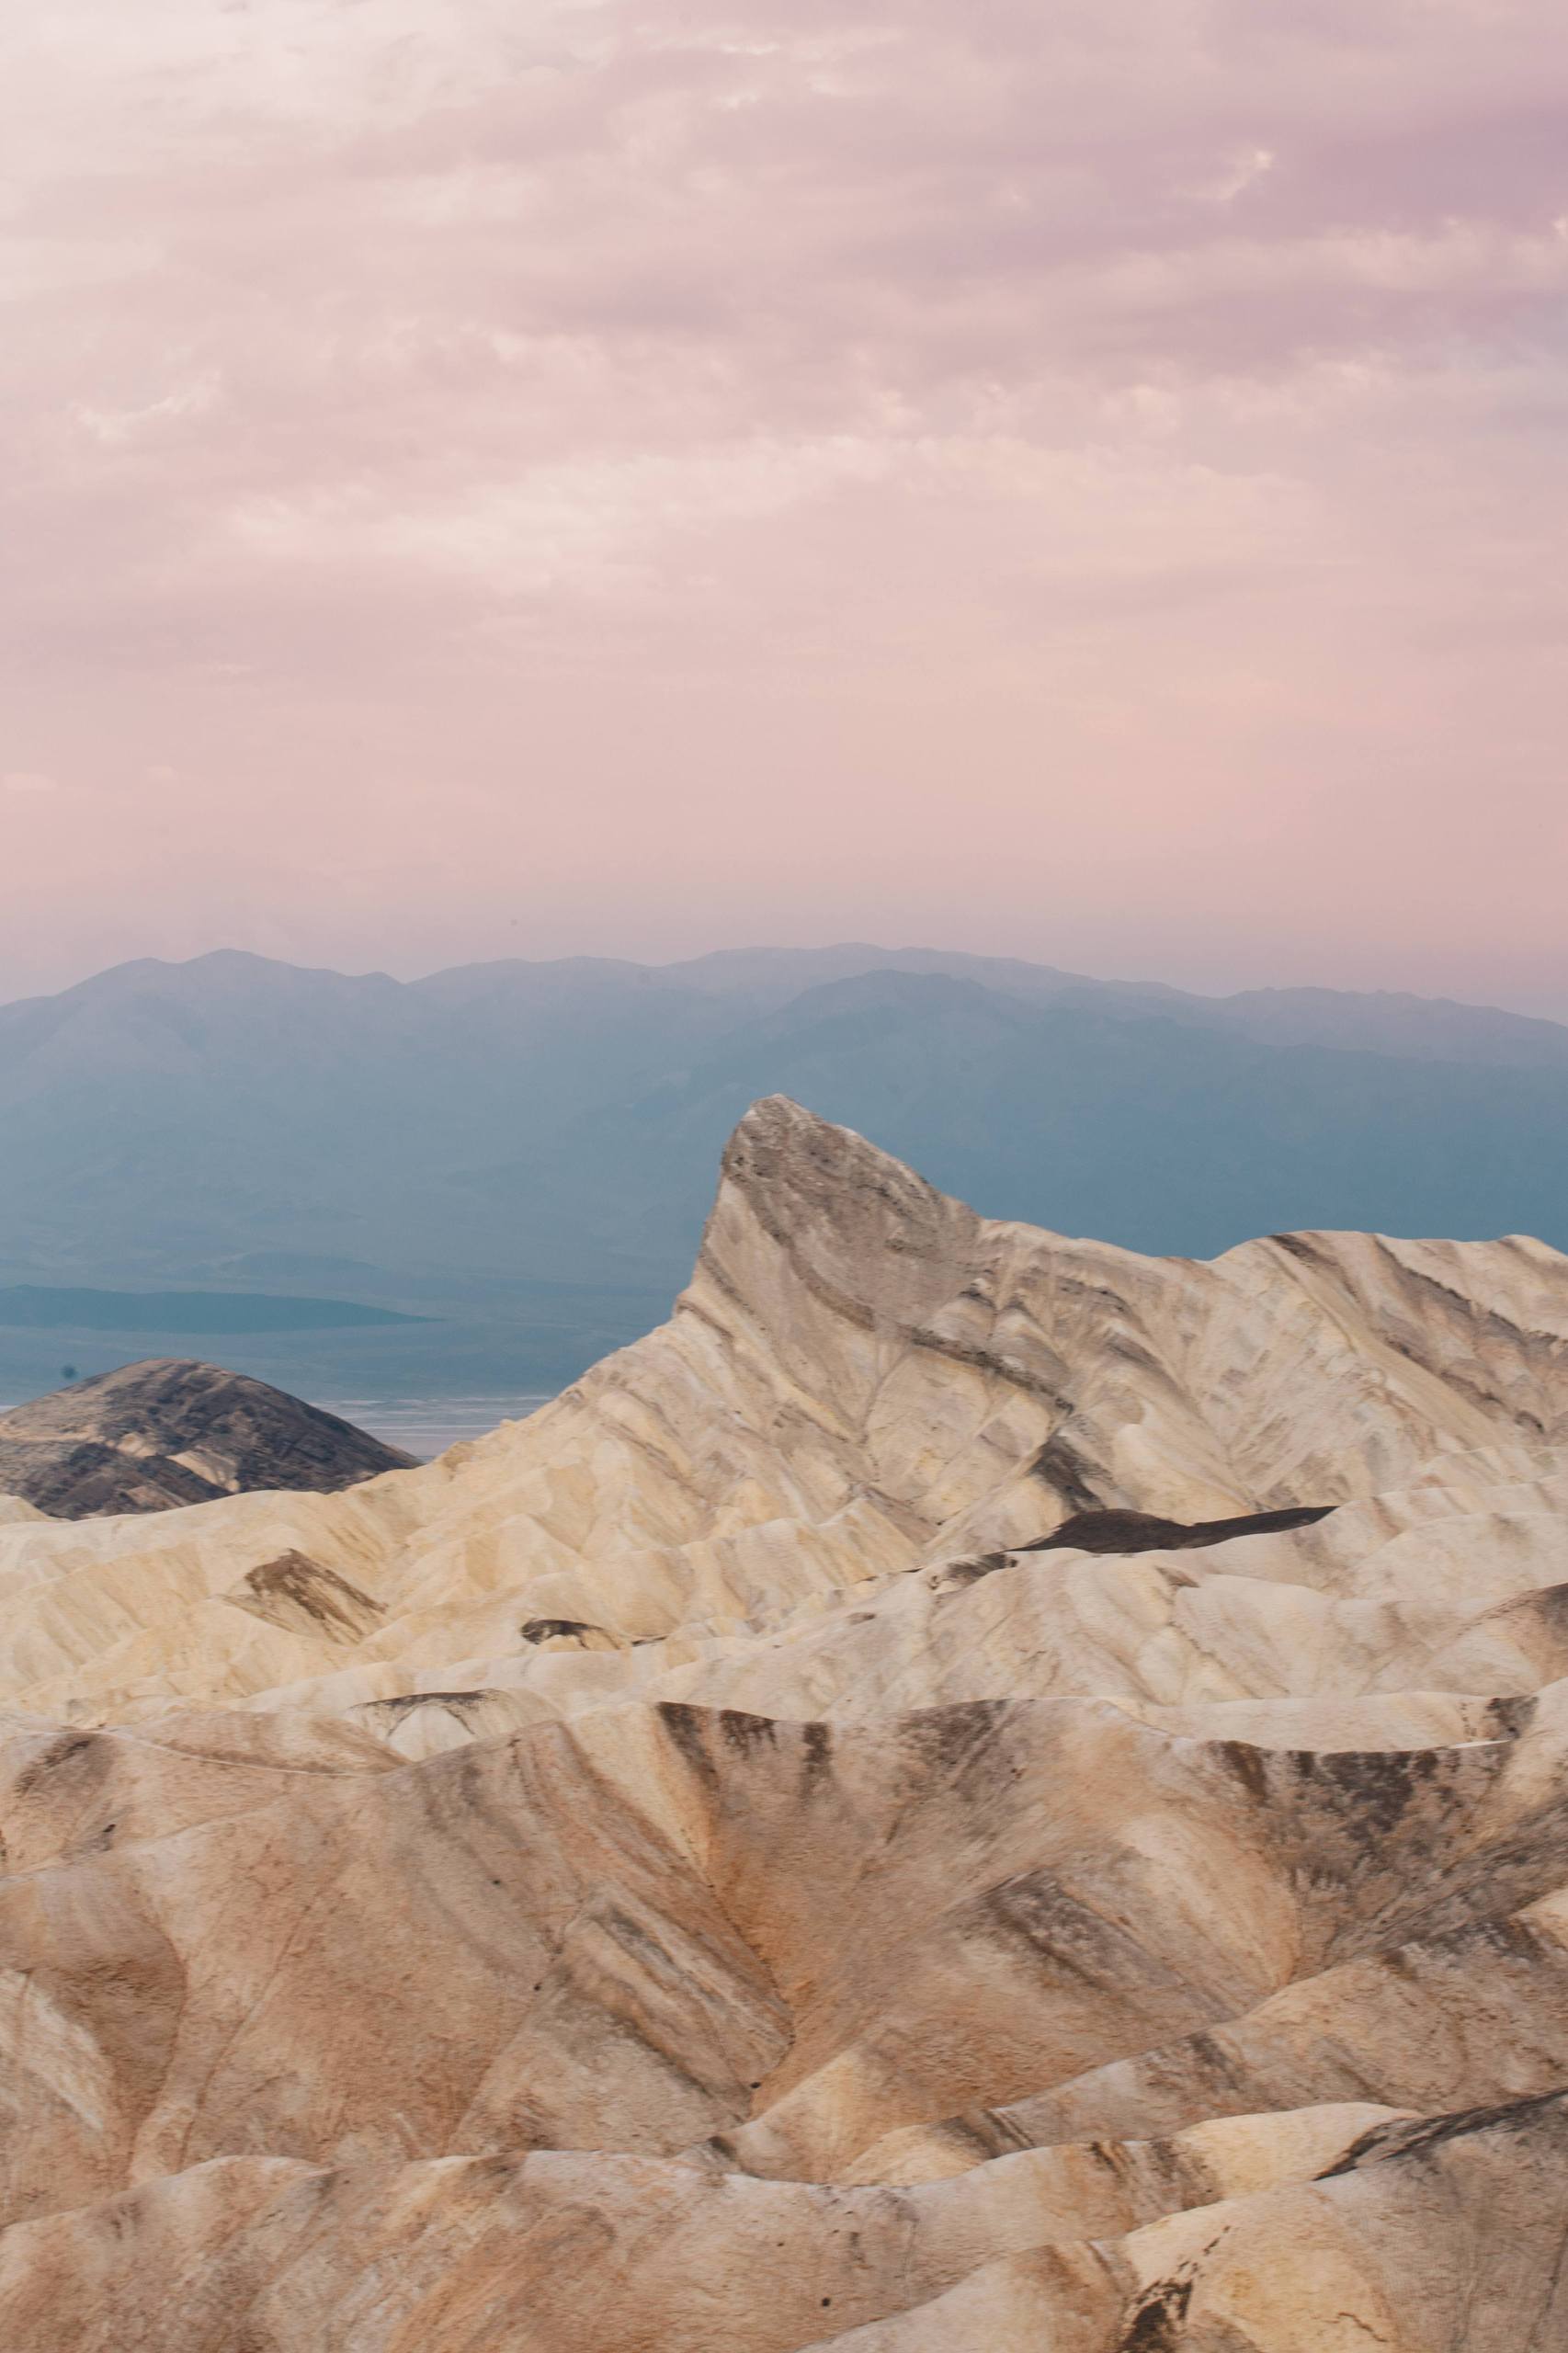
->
xmin=2 ymin=1097 xmax=1566 ymax=2350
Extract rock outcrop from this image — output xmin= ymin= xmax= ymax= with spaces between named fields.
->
xmin=0 ymin=1097 xmax=1565 ymax=2348
xmin=0 ymin=1356 xmax=415 ymax=1518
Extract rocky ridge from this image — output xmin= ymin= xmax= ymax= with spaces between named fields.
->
xmin=0 ymin=1356 xmax=415 ymax=1518
xmin=1 ymin=1097 xmax=1565 ymax=2347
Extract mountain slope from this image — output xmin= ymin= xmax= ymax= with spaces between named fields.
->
xmin=0 ymin=1358 xmax=415 ymax=1517
xmin=0 ymin=1100 xmax=1565 ymax=2347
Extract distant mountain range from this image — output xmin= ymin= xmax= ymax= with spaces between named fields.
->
xmin=0 ymin=1287 xmax=426 ymax=1334
xmin=2 ymin=943 xmax=1566 ymax=1390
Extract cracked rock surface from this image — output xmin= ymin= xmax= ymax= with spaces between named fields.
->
xmin=1 ymin=1097 xmax=1566 ymax=2347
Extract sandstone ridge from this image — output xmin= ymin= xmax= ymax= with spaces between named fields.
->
xmin=1 ymin=1097 xmax=1566 ymax=2348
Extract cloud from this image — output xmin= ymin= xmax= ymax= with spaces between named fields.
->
xmin=1193 ymin=146 xmax=1277 ymax=204
xmin=3 ymin=772 xmax=60 ymax=795
xmin=0 ymin=0 xmax=1564 ymax=1010
xmin=71 ymin=372 xmax=222 ymax=447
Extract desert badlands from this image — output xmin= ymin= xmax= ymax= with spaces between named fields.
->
xmin=1 ymin=1096 xmax=1566 ymax=2349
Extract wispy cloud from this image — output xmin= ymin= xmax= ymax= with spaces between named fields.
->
xmin=1 ymin=0 xmax=1565 ymax=1008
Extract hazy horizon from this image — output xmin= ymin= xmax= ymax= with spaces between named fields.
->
xmin=9 ymin=934 xmax=1568 ymax=1029
xmin=6 ymin=939 xmax=1568 ymax=1419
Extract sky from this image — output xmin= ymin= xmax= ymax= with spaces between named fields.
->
xmin=2 ymin=0 xmax=1566 ymax=1014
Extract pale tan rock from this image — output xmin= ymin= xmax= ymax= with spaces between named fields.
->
xmin=0 ymin=1099 xmax=1566 ymax=2347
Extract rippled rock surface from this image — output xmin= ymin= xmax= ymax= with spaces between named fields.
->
xmin=1 ymin=1099 xmax=1565 ymax=2348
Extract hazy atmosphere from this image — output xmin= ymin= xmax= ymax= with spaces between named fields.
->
xmin=5 ymin=0 xmax=1567 ymax=1012
xmin=6 ymin=8 xmax=1568 ymax=2347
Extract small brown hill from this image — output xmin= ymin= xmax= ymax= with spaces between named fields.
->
xmin=0 ymin=1357 xmax=414 ymax=1518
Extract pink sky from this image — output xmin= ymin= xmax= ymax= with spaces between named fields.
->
xmin=3 ymin=0 xmax=1566 ymax=1013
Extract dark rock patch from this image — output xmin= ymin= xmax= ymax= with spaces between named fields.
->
xmin=1022 ymin=1503 xmax=1335 ymax=1556
xmin=229 ymin=1552 xmax=385 ymax=1641
xmin=1318 ymin=2087 xmax=1568 ymax=2177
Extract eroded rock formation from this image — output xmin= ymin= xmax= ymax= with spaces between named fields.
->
xmin=0 ymin=1356 xmax=415 ymax=1518
xmin=1 ymin=1097 xmax=1565 ymax=2347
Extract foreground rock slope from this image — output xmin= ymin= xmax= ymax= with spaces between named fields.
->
xmin=1 ymin=1096 xmax=1566 ymax=2348
xmin=0 ymin=1356 xmax=415 ymax=1517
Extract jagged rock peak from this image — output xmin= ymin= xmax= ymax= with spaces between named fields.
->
xmin=721 ymin=1095 xmax=958 ymax=1226
xmin=701 ymin=1095 xmax=989 ymax=1341
xmin=718 ymin=1094 xmax=976 ymax=1256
